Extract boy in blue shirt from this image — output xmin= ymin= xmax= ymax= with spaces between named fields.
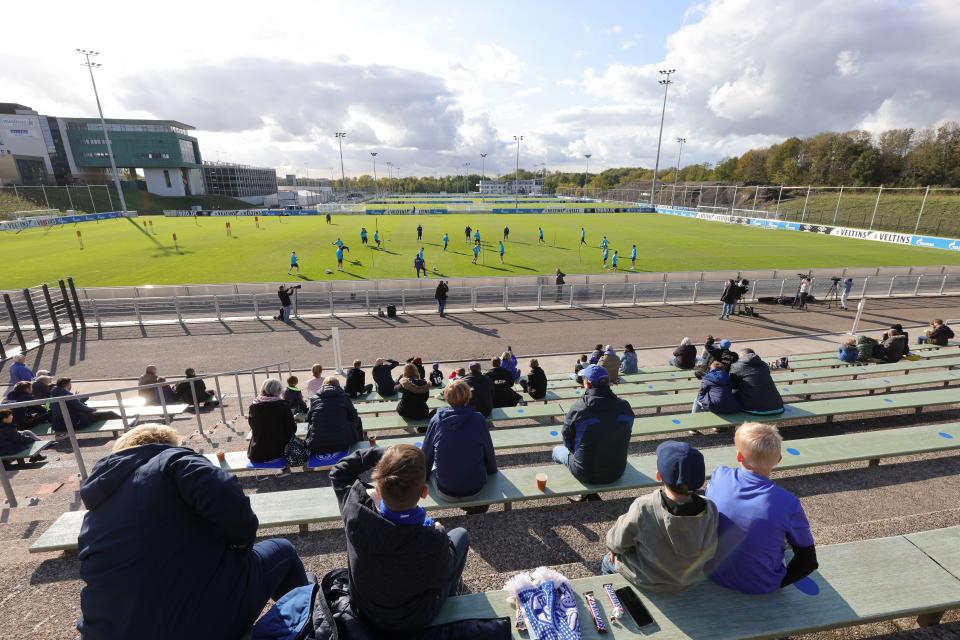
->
xmin=472 ymin=243 xmax=481 ymax=264
xmin=705 ymin=422 xmax=818 ymax=594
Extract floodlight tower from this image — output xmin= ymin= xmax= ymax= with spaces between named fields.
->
xmin=463 ymin=162 xmax=471 ymax=194
xmin=672 ymin=137 xmax=686 ymax=206
xmin=513 ymin=135 xmax=523 ymax=208
xmin=480 ymin=152 xmax=487 ymax=182
xmin=650 ymin=69 xmax=676 ymax=207
xmin=584 ymin=153 xmax=592 ymax=196
xmin=335 ymin=132 xmax=347 ymax=196
xmin=76 ymin=49 xmax=126 ymax=212
xmin=370 ymin=152 xmax=378 ymax=197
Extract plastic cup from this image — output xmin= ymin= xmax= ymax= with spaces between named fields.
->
xmin=216 ymin=450 xmax=226 ymax=462
xmin=536 ymin=473 xmax=548 ymax=491
xmin=368 ymin=435 xmax=378 ymax=447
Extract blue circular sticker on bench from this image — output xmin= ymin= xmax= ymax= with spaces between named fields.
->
xmin=415 ymin=441 xmax=423 ymax=448
xmin=781 ymin=387 xmax=790 ymax=392
xmin=516 ymin=408 xmax=524 ymax=414
xmin=550 ymin=430 xmax=559 ymax=437
xmin=671 ymin=418 xmax=681 ymax=425
xmin=786 ymin=447 xmax=800 ymax=456
xmin=794 ymin=576 xmax=820 ymax=596
xmin=801 ymin=373 xmax=808 ymax=377
xmin=883 ymin=398 xmax=893 ymax=403
xmin=783 ymin=406 xmax=790 ymax=413
xmin=940 ymin=432 xmax=954 ymax=439
xmin=670 ymin=374 xmax=676 ymax=378
xmin=882 ymin=379 xmax=890 ymax=383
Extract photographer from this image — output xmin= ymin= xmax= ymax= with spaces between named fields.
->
xmin=841 ymin=277 xmax=853 ymax=310
xmin=435 ymin=280 xmax=449 ymax=317
xmin=277 ymin=284 xmax=299 ymax=323
xmin=719 ymin=278 xmax=748 ymax=320
xmin=797 ymin=275 xmax=812 ymax=310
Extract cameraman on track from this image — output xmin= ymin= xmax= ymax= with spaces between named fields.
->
xmin=277 ymin=284 xmax=300 ymax=323
xmin=719 ymin=277 xmax=749 ymax=320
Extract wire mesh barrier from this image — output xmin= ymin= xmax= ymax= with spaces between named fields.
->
xmin=0 ymin=185 xmax=117 ymax=219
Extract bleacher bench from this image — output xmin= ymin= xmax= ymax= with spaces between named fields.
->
xmin=0 ymin=440 xmax=53 ymax=466
xmin=28 ymin=418 xmax=134 ymax=439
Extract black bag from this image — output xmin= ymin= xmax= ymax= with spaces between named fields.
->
xmin=285 ymin=436 xmax=310 ymax=467
xmin=386 ymin=304 xmax=397 ymax=318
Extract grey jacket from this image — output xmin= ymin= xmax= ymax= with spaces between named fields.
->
xmin=606 ymin=490 xmax=718 ymax=592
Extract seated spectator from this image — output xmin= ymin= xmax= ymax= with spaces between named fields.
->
xmin=329 ymin=445 xmax=470 ymax=632
xmin=246 ymin=378 xmax=297 ymax=463
xmin=5 ymin=381 xmax=50 ymax=428
xmin=463 ymin=362 xmax=493 ymax=417
xmin=9 ymin=354 xmax=34 ymax=385
xmin=552 ymin=365 xmax=634 ymax=497
xmin=429 ymin=363 xmax=444 ymax=388
xmin=283 ymin=375 xmax=308 ymax=414
xmin=705 ymin=422 xmax=818 ymax=594
xmin=31 ymin=374 xmax=54 ymax=399
xmin=77 ymin=424 xmax=308 ymax=639
xmin=838 ymin=336 xmax=859 ymax=363
xmin=619 ymin=344 xmax=638 ymax=375
xmin=422 ymin=380 xmax=497 ymax=512
xmin=0 ymin=408 xmax=45 ymax=460
xmin=670 ymin=337 xmax=697 ymax=369
xmin=692 ymin=361 xmax=740 ymax=414
xmin=603 ymin=441 xmax=718 ymax=592
xmin=856 ymin=334 xmax=880 ymax=363
xmin=344 ymin=360 xmax=373 ymax=398
xmin=588 ymin=344 xmax=604 ymax=365
xmin=729 ymin=349 xmax=784 ymax=415
xmin=884 ymin=323 xmax=910 ymax=347
xmin=919 ymin=318 xmax=954 ymax=346
xmin=518 ymin=359 xmax=547 ymax=400
xmin=372 ymin=358 xmax=401 ymax=398
xmin=137 ymin=365 xmax=176 ymax=405
xmin=396 ymin=364 xmax=432 ymax=420
xmin=174 ymin=368 xmax=218 ymax=407
xmin=305 ymin=363 xmax=325 ymax=397
xmin=50 ymin=378 xmax=121 ymax=436
xmin=695 ymin=336 xmax=738 ymax=378
xmin=500 ymin=349 xmax=520 ymax=380
xmin=447 ymin=367 xmax=466 ymax=381
xmin=878 ymin=327 xmax=908 ymax=363
xmin=599 ymin=345 xmax=621 ymax=383
xmin=574 ymin=354 xmax=588 ymax=384
xmin=306 ymin=377 xmax=363 ymax=454
xmin=486 ymin=357 xmax=521 ymax=408
xmin=406 ymin=356 xmax=426 ymax=380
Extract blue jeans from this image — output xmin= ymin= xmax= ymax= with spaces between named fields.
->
xmin=438 ymin=299 xmax=447 ymax=315
xmin=691 ymin=400 xmax=702 ymax=413
xmin=229 ymin=538 xmax=309 ymax=637
xmin=720 ymin=302 xmax=734 ymax=318
xmin=281 ymin=305 xmax=291 ymax=322
xmin=601 ymin=553 xmax=617 ymax=575
xmin=552 ymin=445 xmax=571 ymax=465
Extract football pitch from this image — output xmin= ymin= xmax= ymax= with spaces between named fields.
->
xmin=2 ymin=213 xmax=959 ymax=288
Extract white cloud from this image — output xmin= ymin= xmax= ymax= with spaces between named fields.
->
xmin=835 ymin=49 xmax=861 ymax=76
xmin=515 ymin=86 xmax=543 ymax=97
xmin=610 ymin=25 xmax=623 ymax=33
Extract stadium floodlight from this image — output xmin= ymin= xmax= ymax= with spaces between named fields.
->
xmin=672 ymin=137 xmax=686 ymax=206
xmin=480 ymin=153 xmax=487 ymax=184
xmin=463 ymin=162 xmax=471 ymax=195
xmin=335 ymin=132 xmax=347 ymax=197
xmin=370 ymin=152 xmax=378 ymax=197
xmin=76 ymin=49 xmax=127 ymax=212
xmin=584 ymin=154 xmax=592 ymax=196
xmin=513 ymin=135 xmax=523 ymax=208
xmin=650 ymin=69 xmax=676 ymax=208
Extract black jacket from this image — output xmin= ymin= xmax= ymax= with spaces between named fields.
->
xmin=720 ymin=280 xmax=741 ymax=304
xmin=929 ymin=324 xmax=955 ymax=346
xmin=344 ymin=367 xmax=368 ymax=398
xmin=486 ymin=367 xmax=520 ymax=408
xmin=463 ymin=371 xmax=493 ymax=417
xmin=278 ymin=289 xmax=293 ymax=306
xmin=0 ymin=423 xmax=36 ymax=456
xmin=561 ymin=386 xmax=634 ymax=484
xmin=396 ymin=377 xmax=431 ymax=420
xmin=672 ymin=344 xmax=697 ymax=369
xmin=50 ymin=386 xmax=98 ymax=432
xmin=696 ymin=338 xmax=739 ymax=378
xmin=330 ymin=449 xmax=457 ymax=631
xmin=881 ymin=334 xmax=908 ymax=363
xmin=728 ymin=353 xmax=784 ymax=414
xmin=524 ymin=367 xmax=548 ymax=399
xmin=306 ymin=385 xmax=363 ymax=454
xmin=247 ymin=397 xmax=297 ymax=462
xmin=175 ymin=377 xmax=209 ymax=404
xmin=373 ymin=360 xmax=400 ymax=397
xmin=4 ymin=387 xmax=46 ymax=427
xmin=434 ymin=283 xmax=448 ymax=300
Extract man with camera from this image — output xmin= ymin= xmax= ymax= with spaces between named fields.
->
xmin=435 ymin=280 xmax=449 ymax=317
xmin=277 ymin=284 xmax=300 ymax=323
xmin=719 ymin=278 xmax=749 ymax=320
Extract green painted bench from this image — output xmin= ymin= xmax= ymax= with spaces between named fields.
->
xmin=432 ymin=529 xmax=960 ymax=638
xmin=0 ymin=440 xmax=53 ymax=465
xmin=29 ymin=418 xmax=134 ymax=439
xmin=31 ymin=421 xmax=960 ymax=553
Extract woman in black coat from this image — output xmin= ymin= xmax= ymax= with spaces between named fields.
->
xmin=247 ymin=378 xmax=297 ymax=462
xmin=305 ymin=378 xmax=363 ymax=454
xmin=395 ymin=364 xmax=432 ymax=420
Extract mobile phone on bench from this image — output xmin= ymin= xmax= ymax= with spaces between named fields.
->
xmin=615 ymin=586 xmax=654 ymax=627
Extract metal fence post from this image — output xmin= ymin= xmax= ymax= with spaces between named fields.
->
xmin=251 ymin=294 xmax=259 ymax=320
xmin=91 ymin=298 xmax=101 ymax=326
xmin=41 ymin=284 xmax=62 ymax=338
xmin=22 ymin=288 xmax=43 ymax=343
xmin=692 ymin=281 xmax=699 ymax=303
xmin=662 ymin=283 xmax=668 ymax=304
xmin=365 ymin=290 xmax=370 ymax=314
xmin=778 ymin=280 xmax=786 ymax=298
xmin=600 ymin=284 xmax=606 ymax=307
xmin=188 ymin=379 xmax=204 ymax=433
xmin=4 ymin=293 xmax=27 ymax=352
xmin=569 ymin=284 xmax=575 ymax=308
xmin=250 ymin=371 xmax=257 ymax=399
xmin=234 ymin=373 xmax=244 ymax=416
xmin=832 ymin=186 xmax=844 ymax=226
xmin=504 ymin=286 xmax=509 ymax=311
xmin=537 ymin=285 xmax=542 ymax=310
xmin=174 ymin=296 xmax=183 ymax=322
xmin=114 ymin=390 xmax=131 ymax=429
xmin=0 ymin=460 xmax=16 ymax=507
xmin=800 ymin=186 xmax=811 ymax=223
xmin=887 ymin=276 xmax=896 ymax=297
xmin=914 ymin=185 xmax=930 ymax=234
xmin=59 ymin=397 xmax=88 ymax=479
xmin=329 ymin=291 xmax=335 ymax=316
xmin=401 ymin=290 xmax=407 ymax=314
xmin=913 ymin=276 xmax=923 ymax=296
xmin=471 ymin=288 xmax=477 ymax=311
xmin=158 ymin=381 xmax=169 ymax=423
xmin=214 ymin=295 xmax=221 ymax=320
xmin=632 ymin=283 xmax=638 ymax=305
xmin=940 ymin=275 xmax=947 ymax=295
xmin=868 ymin=185 xmax=883 ymax=230
xmin=58 ymin=280 xmax=77 ymax=331
xmin=67 ymin=277 xmax=85 ymax=328
xmin=861 ymin=277 xmax=870 ymax=298
xmin=133 ymin=299 xmax=143 ymax=325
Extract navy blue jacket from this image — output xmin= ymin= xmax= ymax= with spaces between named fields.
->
xmin=696 ymin=369 xmax=741 ymax=414
xmin=422 ymin=406 xmax=497 ymax=498
xmin=4 ymin=387 xmax=44 ymax=427
xmin=77 ymin=444 xmax=261 ymax=640
xmin=372 ymin=360 xmax=400 ymax=397
xmin=306 ymin=385 xmax=363 ymax=454
xmin=561 ymin=386 xmax=634 ymax=484
xmin=50 ymin=386 xmax=97 ymax=433
xmin=0 ymin=422 xmax=35 ymax=456
xmin=729 ymin=353 xmax=784 ymax=414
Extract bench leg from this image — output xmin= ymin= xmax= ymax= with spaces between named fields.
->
xmin=915 ymin=407 xmax=923 ymax=414
xmin=868 ymin=458 xmax=880 ymax=467
xmin=825 ymin=415 xmax=834 ymax=424
xmin=868 ymin=389 xmax=875 ymax=395
xmin=503 ymin=502 xmax=512 ymax=512
xmin=655 ymin=407 xmax=662 ymax=415
xmin=917 ymin=611 xmax=944 ymax=627
xmin=298 ymin=524 xmax=309 ymax=533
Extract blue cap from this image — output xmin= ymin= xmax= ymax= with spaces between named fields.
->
xmin=719 ymin=339 xmax=732 ymax=349
xmin=656 ymin=441 xmax=705 ymax=490
xmin=581 ymin=364 xmax=609 ymax=385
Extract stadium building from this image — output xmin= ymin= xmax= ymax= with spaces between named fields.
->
xmin=479 ymin=178 xmax=544 ymax=195
xmin=203 ymin=162 xmax=277 ymax=198
xmin=0 ymin=103 xmax=55 ymax=186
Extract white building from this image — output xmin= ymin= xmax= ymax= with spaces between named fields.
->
xmin=478 ymin=178 xmax=544 ymax=195
xmin=0 ymin=104 xmax=54 ymax=185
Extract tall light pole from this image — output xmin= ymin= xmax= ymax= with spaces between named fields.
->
xmin=395 ymin=166 xmax=400 ymax=193
xmin=480 ymin=152 xmax=487 ymax=186
xmin=513 ymin=135 xmax=523 ymax=208
xmin=335 ymin=132 xmax=347 ymax=197
xmin=672 ymin=137 xmax=686 ymax=206
xmin=370 ymin=152 xmax=378 ymax=197
xmin=584 ymin=153 xmax=592 ymax=197
xmin=463 ymin=162 xmax=471 ymax=194
xmin=76 ymin=49 xmax=127 ymax=212
xmin=650 ymin=69 xmax=675 ymax=208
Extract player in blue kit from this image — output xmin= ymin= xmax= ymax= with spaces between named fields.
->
xmin=288 ymin=251 xmax=300 ymax=275
xmin=631 ymin=244 xmax=637 ymax=269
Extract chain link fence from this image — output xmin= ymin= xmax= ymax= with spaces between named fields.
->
xmin=0 ymin=185 xmax=117 ymax=219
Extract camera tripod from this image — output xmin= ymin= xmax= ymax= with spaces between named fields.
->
xmin=823 ymin=279 xmax=841 ymax=309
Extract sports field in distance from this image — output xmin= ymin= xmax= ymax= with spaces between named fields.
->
xmin=3 ymin=213 xmax=960 ymax=288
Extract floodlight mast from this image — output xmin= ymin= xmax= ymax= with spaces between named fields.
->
xmin=650 ymin=69 xmax=675 ymax=208
xmin=480 ymin=153 xmax=487 ymax=183
xmin=584 ymin=153 xmax=592 ymax=197
xmin=76 ymin=49 xmax=127 ymax=212
xmin=672 ymin=137 xmax=686 ymax=206
xmin=335 ymin=132 xmax=347 ymax=197
xmin=513 ymin=135 xmax=523 ymax=209
xmin=370 ymin=152 xmax=378 ymax=197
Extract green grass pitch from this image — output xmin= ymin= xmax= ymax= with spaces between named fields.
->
xmin=2 ymin=213 xmax=958 ymax=288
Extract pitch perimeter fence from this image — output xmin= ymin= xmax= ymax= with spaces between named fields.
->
xmin=0 ymin=185 xmax=116 ymax=219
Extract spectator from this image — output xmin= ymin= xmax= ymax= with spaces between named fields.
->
xmin=797 ymin=276 xmax=812 ymax=310
xmin=175 ymin=368 xmax=218 ymax=407
xmin=344 ymin=360 xmax=373 ymax=398
xmin=670 ymin=337 xmax=697 ymax=369
xmin=500 ymin=348 xmax=520 ymax=380
xmin=884 ymin=323 xmax=910 ymax=346
xmin=429 ymin=363 xmax=444 ymax=388
xmin=306 ymin=377 xmax=363 ymax=454
xmin=838 ymin=336 xmax=859 ymax=363
xmin=137 ymin=365 xmax=176 ymax=405
xmin=305 ymin=363 xmax=325 ymax=397
xmin=246 ymin=378 xmax=298 ymax=463
xmin=50 ymin=378 xmax=121 ymax=436
xmin=486 ymin=357 xmax=521 ymax=408
xmin=5 ymin=381 xmax=50 ymax=428
xmin=9 ymin=354 xmax=34 ymax=385
xmin=422 ymin=380 xmax=497 ymax=512
xmin=729 ymin=349 xmax=784 ymax=415
xmin=919 ymin=318 xmax=955 ymax=346
xmin=31 ymin=374 xmax=53 ymax=399
xmin=719 ymin=279 xmax=740 ymax=320
xmin=407 ymin=357 xmax=426 ymax=381
xmin=619 ymin=344 xmax=638 ymax=375
xmin=603 ymin=441 xmax=718 ymax=592
xmin=555 ymin=269 xmax=566 ymax=302
xmin=329 ymin=445 xmax=470 ymax=632
xmin=277 ymin=284 xmax=296 ymax=323
xmin=574 ymin=354 xmax=589 ymax=384
xmin=705 ymin=423 xmax=818 ymax=594
xmin=77 ymin=424 xmax=308 ymax=639
xmin=552 ymin=365 xmax=634 ymax=499
xmin=840 ymin=277 xmax=853 ymax=310
xmin=518 ymin=359 xmax=548 ymax=400
xmin=879 ymin=327 xmax=908 ymax=363
xmin=463 ymin=362 xmax=493 ymax=417
xmin=448 ymin=367 xmax=466 ymax=381
xmin=695 ymin=336 xmax=738 ymax=378
xmin=435 ymin=280 xmax=449 ymax=317
xmin=0 ymin=408 xmax=45 ymax=460
xmin=283 ymin=375 xmax=308 ymax=415
xmin=372 ymin=358 xmax=401 ymax=398
xmin=692 ymin=361 xmax=741 ymax=414
xmin=588 ymin=344 xmax=604 ymax=365
xmin=396 ymin=364 xmax=432 ymax=420
xmin=599 ymin=345 xmax=621 ymax=383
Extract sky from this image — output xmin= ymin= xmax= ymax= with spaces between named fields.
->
xmin=5 ymin=0 xmax=960 ymax=179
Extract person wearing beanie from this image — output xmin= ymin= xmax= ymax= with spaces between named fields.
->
xmin=695 ymin=335 xmax=738 ymax=379
xmin=603 ymin=441 xmax=718 ymax=592
xmin=429 ymin=363 xmax=444 ymax=388
xmin=462 ymin=361 xmax=493 ymax=417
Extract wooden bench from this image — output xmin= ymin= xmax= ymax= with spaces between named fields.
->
xmin=28 ymin=418 xmax=134 ymax=439
xmin=432 ymin=529 xmax=960 ymax=638
xmin=29 ymin=421 xmax=960 ymax=554
xmin=0 ymin=440 xmax=53 ymax=466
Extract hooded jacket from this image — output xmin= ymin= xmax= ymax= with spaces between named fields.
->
xmin=696 ymin=369 xmax=741 ymax=414
xmin=9 ymin=361 xmax=34 ymax=384
xmin=50 ymin=386 xmax=98 ymax=432
xmin=247 ymin=396 xmax=297 ymax=462
xmin=599 ymin=351 xmax=620 ymax=382
xmin=928 ymin=323 xmax=955 ymax=346
xmin=372 ymin=360 xmax=400 ymax=397
xmin=672 ymin=344 xmax=697 ymax=369
xmin=606 ymin=490 xmax=719 ymax=592
xmin=696 ymin=338 xmax=739 ymax=378
xmin=728 ymin=353 xmax=784 ymax=414
xmin=882 ymin=334 xmax=908 ymax=363
xmin=306 ymin=385 xmax=363 ymax=454
xmin=463 ymin=371 xmax=493 ymax=417
xmin=422 ymin=406 xmax=497 ymax=498
xmin=561 ymin=386 xmax=634 ymax=484
xmin=838 ymin=345 xmax=859 ymax=363
xmin=619 ymin=350 xmax=639 ymax=374
xmin=77 ymin=444 xmax=261 ymax=640
xmin=5 ymin=387 xmax=46 ymax=428
xmin=283 ymin=386 xmax=308 ymax=414
xmin=344 ymin=367 xmax=368 ymax=398
xmin=396 ymin=377 xmax=431 ymax=420
xmin=500 ymin=353 xmax=520 ymax=380
xmin=485 ymin=366 xmax=520 ymax=408
xmin=523 ymin=366 xmax=548 ymax=399
xmin=329 ymin=448 xmax=457 ymax=631
xmin=0 ymin=421 xmax=37 ymax=456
